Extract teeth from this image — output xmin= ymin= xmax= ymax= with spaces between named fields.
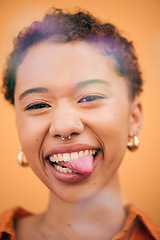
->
xmin=78 ymin=150 xmax=83 ymax=158
xmin=50 ymin=156 xmax=55 ymax=162
xmin=92 ymin=149 xmax=96 ymax=155
xmin=63 ymin=153 xmax=70 ymax=161
xmin=84 ymin=150 xmax=89 ymax=156
xmin=57 ymin=154 xmax=63 ymax=161
xmin=67 ymin=168 xmax=72 ymax=173
xmin=71 ymin=152 xmax=78 ymax=160
xmin=54 ymin=164 xmax=73 ymax=173
xmin=89 ymin=150 xmax=93 ymax=155
xmin=54 ymin=154 xmax=59 ymax=162
xmin=49 ymin=149 xmax=97 ymax=163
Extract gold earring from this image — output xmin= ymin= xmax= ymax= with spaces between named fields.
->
xmin=127 ymin=135 xmax=139 ymax=151
xmin=17 ymin=151 xmax=28 ymax=167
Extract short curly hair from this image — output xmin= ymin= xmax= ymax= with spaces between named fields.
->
xmin=2 ymin=8 xmax=143 ymax=105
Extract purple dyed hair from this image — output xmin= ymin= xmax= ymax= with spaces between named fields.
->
xmin=2 ymin=8 xmax=143 ymax=104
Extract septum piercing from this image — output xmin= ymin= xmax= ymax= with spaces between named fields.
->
xmin=61 ymin=135 xmax=71 ymax=140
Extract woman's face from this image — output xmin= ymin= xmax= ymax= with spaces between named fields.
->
xmin=14 ymin=41 xmax=141 ymax=202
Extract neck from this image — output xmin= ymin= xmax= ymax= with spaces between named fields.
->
xmin=39 ymin=174 xmax=126 ymax=240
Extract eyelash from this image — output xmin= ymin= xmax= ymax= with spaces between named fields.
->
xmin=78 ymin=95 xmax=105 ymax=103
xmin=25 ymin=94 xmax=104 ymax=110
xmin=25 ymin=103 xmax=51 ymax=110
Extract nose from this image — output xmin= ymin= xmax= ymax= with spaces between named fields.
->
xmin=49 ymin=107 xmax=84 ymax=139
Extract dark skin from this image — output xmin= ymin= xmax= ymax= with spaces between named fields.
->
xmin=14 ymin=41 xmax=142 ymax=240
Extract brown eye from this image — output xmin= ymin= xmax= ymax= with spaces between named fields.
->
xmin=78 ymin=95 xmax=105 ymax=103
xmin=25 ymin=103 xmax=51 ymax=110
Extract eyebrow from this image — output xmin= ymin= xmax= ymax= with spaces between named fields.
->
xmin=19 ymin=79 xmax=109 ymax=100
xmin=19 ymin=87 xmax=48 ymax=100
xmin=74 ymin=79 xmax=110 ymax=90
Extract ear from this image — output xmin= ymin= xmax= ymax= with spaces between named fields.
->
xmin=128 ymin=99 xmax=143 ymax=136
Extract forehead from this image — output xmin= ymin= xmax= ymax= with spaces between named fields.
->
xmin=15 ymin=41 xmax=125 ymax=93
xmin=17 ymin=41 xmax=118 ymax=74
xmin=17 ymin=41 xmax=115 ymax=69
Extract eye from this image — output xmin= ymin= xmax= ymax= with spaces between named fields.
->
xmin=78 ymin=95 xmax=105 ymax=103
xmin=25 ymin=102 xmax=51 ymax=110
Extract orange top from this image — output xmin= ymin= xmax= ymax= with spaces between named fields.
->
xmin=0 ymin=205 xmax=160 ymax=240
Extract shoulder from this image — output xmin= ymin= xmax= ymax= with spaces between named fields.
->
xmin=0 ymin=207 xmax=32 ymax=240
xmin=113 ymin=204 xmax=160 ymax=240
xmin=129 ymin=204 xmax=160 ymax=239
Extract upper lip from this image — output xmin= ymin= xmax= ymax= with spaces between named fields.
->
xmin=44 ymin=144 xmax=100 ymax=159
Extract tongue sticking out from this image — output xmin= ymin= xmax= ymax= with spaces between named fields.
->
xmin=58 ymin=155 xmax=94 ymax=175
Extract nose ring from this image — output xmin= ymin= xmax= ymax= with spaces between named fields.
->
xmin=61 ymin=135 xmax=71 ymax=140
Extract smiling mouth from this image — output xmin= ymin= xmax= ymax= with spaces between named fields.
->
xmin=46 ymin=149 xmax=99 ymax=175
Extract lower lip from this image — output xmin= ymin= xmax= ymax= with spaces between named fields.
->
xmin=45 ymin=151 xmax=100 ymax=184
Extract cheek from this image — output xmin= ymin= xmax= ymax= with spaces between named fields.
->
xmin=16 ymin=114 xmax=49 ymax=160
xmin=86 ymin=106 xmax=130 ymax=162
xmin=92 ymin=110 xmax=130 ymax=184
xmin=88 ymin=107 xmax=129 ymax=139
xmin=16 ymin=115 xmax=50 ymax=182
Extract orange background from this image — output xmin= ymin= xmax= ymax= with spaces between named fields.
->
xmin=0 ymin=0 xmax=160 ymax=224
